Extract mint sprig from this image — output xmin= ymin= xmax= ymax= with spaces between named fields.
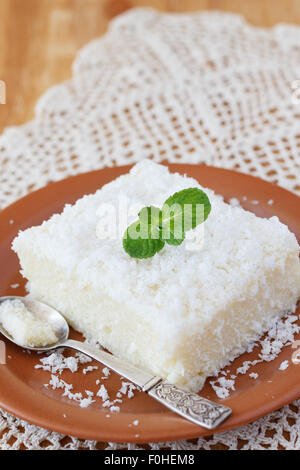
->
xmin=161 ymin=188 xmax=211 ymax=246
xmin=123 ymin=188 xmax=211 ymax=259
xmin=123 ymin=207 xmax=165 ymax=259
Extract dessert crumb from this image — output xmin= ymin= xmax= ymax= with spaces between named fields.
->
xmin=102 ymin=367 xmax=110 ymax=377
xmin=249 ymin=372 xmax=259 ymax=379
xmin=229 ymin=197 xmax=241 ymax=208
xmin=110 ymin=406 xmax=120 ymax=413
xmin=10 ymin=283 xmax=19 ymax=289
xmin=83 ymin=365 xmax=98 ymax=374
xmin=279 ymin=360 xmax=289 ymax=371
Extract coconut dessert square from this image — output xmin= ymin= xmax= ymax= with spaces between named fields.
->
xmin=12 ymin=161 xmax=300 ymax=391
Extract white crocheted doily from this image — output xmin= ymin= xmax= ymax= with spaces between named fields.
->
xmin=0 ymin=8 xmax=300 ymax=450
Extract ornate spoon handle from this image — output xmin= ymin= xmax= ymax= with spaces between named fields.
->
xmin=148 ymin=381 xmax=232 ymax=430
xmin=63 ymin=340 xmax=231 ymax=430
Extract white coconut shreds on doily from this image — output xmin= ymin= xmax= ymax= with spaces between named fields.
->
xmin=1 ymin=8 xmax=300 ymax=450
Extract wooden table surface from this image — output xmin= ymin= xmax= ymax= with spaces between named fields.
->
xmin=0 ymin=0 xmax=300 ymax=134
xmin=0 ymin=0 xmax=299 ymax=450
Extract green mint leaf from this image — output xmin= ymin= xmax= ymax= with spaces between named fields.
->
xmin=160 ymin=187 xmax=211 ymax=244
xmin=138 ymin=206 xmax=162 ymax=227
xmin=123 ymin=224 xmax=165 ymax=258
xmin=164 ymin=231 xmax=185 ymax=246
xmin=123 ymin=208 xmax=165 ymax=258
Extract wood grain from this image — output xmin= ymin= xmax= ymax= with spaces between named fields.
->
xmin=0 ymin=0 xmax=300 ymax=134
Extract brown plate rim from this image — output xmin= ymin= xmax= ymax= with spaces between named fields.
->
xmin=0 ymin=163 xmax=299 ymax=443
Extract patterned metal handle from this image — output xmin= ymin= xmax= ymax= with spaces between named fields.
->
xmin=148 ymin=381 xmax=232 ymax=430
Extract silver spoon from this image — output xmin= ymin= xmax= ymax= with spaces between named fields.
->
xmin=0 ymin=296 xmax=232 ymax=430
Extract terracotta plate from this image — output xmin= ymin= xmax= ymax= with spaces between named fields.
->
xmin=0 ymin=164 xmax=300 ymax=443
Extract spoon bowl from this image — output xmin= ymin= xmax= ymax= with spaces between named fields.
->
xmin=0 ymin=296 xmax=69 ymax=350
